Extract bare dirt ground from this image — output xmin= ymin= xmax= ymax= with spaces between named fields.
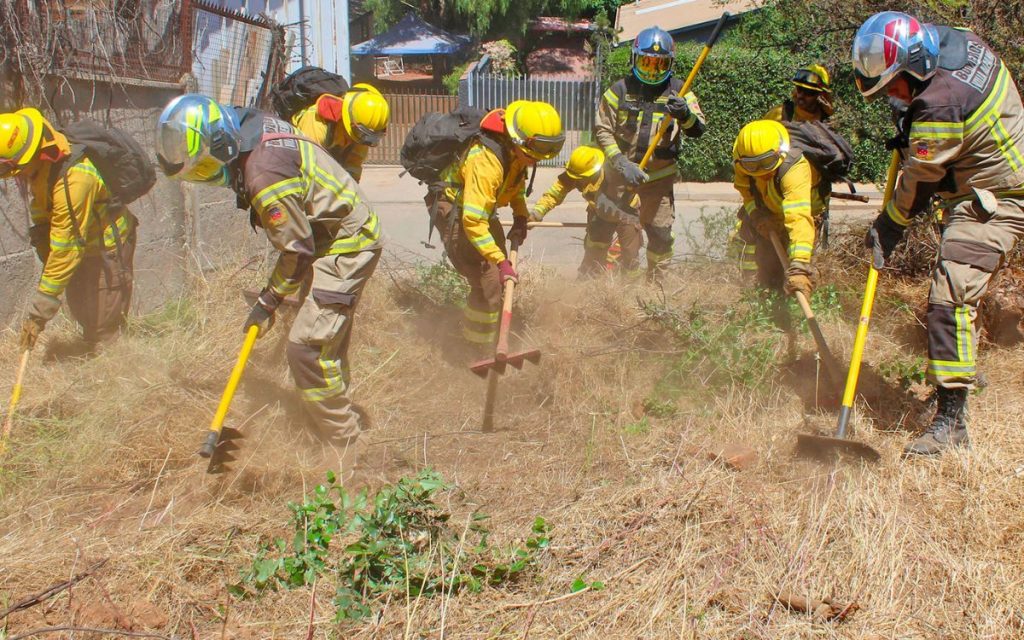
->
xmin=2 ymin=220 xmax=1023 ymax=639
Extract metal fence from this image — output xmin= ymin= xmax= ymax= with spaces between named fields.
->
xmin=364 ymin=88 xmax=459 ymax=165
xmin=190 ymin=0 xmax=286 ymax=108
xmin=460 ymin=55 xmax=601 ymax=167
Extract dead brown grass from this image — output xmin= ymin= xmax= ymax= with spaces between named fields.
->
xmin=2 ymin=238 xmax=1024 ymax=639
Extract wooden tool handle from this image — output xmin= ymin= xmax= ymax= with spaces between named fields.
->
xmin=495 ymin=244 xmax=519 ymax=361
xmin=1 ymin=350 xmax=31 ymax=457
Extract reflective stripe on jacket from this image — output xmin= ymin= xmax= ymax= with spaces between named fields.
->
xmin=594 ymin=75 xmax=706 ymax=183
xmin=532 ymin=171 xmax=602 ymax=218
xmin=888 ymin=27 xmax=1024 ymax=226
xmin=440 ymin=139 xmax=530 ymax=264
xmin=733 ymin=153 xmax=822 ymax=263
xmin=28 ymin=155 xmax=133 ymax=298
xmin=243 ymin=114 xmax=383 ymax=299
xmin=291 ymin=95 xmax=370 ymax=182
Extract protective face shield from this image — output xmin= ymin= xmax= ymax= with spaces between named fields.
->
xmin=341 ymin=89 xmax=390 ymax=147
xmin=155 ymin=94 xmax=241 ymax=186
xmin=733 ymin=120 xmax=790 ymax=177
xmin=631 ymin=27 xmax=675 ymax=85
xmin=851 ymin=11 xmax=939 ymax=98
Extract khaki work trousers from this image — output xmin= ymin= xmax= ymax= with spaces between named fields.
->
xmin=581 ymin=177 xmax=675 ymax=277
xmin=287 ymin=248 xmax=381 ymax=444
xmin=66 ymin=217 xmax=137 ymax=344
xmin=927 ymin=193 xmax=1024 ymax=389
xmin=428 ymin=195 xmax=507 ymax=347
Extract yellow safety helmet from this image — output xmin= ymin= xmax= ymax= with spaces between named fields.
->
xmin=792 ymin=64 xmax=831 ymax=94
xmin=733 ymin=120 xmax=790 ymax=177
xmin=565 ymin=146 xmax=604 ymax=180
xmin=0 ymin=108 xmax=47 ymax=177
xmin=505 ymin=100 xmax=565 ymax=161
xmin=341 ymin=88 xmax=390 ymax=147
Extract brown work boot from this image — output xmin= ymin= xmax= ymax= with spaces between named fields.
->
xmin=903 ymin=387 xmax=969 ymax=457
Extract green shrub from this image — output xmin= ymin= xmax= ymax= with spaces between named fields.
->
xmin=601 ymin=38 xmax=892 ymax=185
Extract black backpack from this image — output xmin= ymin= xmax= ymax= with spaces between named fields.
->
xmin=782 ymin=120 xmax=855 ymax=190
xmin=270 ymin=66 xmax=350 ymax=122
xmin=400 ymin=106 xmax=505 ymax=185
xmin=61 ymin=119 xmax=156 ymax=207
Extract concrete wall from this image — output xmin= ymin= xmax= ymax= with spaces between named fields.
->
xmin=0 ymin=77 xmax=267 ymax=327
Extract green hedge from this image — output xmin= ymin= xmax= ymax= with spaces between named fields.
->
xmin=601 ymin=41 xmax=892 ymax=184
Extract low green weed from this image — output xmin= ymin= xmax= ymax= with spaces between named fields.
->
xmin=233 ymin=470 xmax=550 ymax=621
xmin=415 ymin=261 xmax=469 ymax=308
xmin=878 ymin=355 xmax=927 ymax=389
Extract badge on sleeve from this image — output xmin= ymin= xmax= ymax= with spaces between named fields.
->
xmin=915 ymin=141 xmax=932 ymax=160
xmin=266 ymin=206 xmax=289 ymax=227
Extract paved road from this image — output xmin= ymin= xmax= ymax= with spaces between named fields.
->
xmin=359 ymin=166 xmax=880 ymax=273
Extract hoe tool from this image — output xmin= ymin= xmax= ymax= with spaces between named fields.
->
xmin=199 ymin=324 xmax=259 ymax=472
xmin=796 ymin=151 xmax=902 ymax=463
xmin=500 ymin=220 xmax=588 ymax=229
xmin=470 ymin=241 xmax=540 ymax=432
xmin=0 ymin=349 xmax=31 ymax=459
xmin=767 ymin=229 xmax=844 ymax=391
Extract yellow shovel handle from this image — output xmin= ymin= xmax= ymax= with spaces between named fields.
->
xmin=1 ymin=350 xmax=31 ymax=457
xmin=837 ymin=151 xmax=901 ymax=435
xmin=201 ymin=325 xmax=260 ymax=457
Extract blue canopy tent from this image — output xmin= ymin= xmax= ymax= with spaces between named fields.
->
xmin=351 ymin=13 xmax=471 ymax=56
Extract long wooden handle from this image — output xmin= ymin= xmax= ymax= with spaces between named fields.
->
xmin=200 ymin=325 xmax=260 ymax=458
xmin=495 ymin=243 xmax=520 ymax=361
xmin=835 ymin=150 xmax=902 ymax=437
xmin=637 ymin=12 xmax=730 ymax=171
xmin=830 ymin=191 xmax=871 ymax=203
xmin=767 ymin=231 xmax=843 ymax=387
xmin=500 ymin=220 xmax=588 ymax=229
xmin=0 ymin=350 xmax=31 ymax=457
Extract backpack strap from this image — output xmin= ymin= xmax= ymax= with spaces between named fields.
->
xmin=782 ymin=99 xmax=795 ymax=122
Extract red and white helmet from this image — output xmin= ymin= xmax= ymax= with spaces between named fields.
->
xmin=851 ymin=11 xmax=939 ymax=98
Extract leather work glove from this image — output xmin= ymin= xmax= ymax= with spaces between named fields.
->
xmin=609 ymin=154 xmax=648 ymax=188
xmin=19 ymin=317 xmax=45 ymax=351
xmin=528 ymin=208 xmax=544 ymax=223
xmin=244 ymin=289 xmax=280 ymax=337
xmin=665 ymin=95 xmax=692 ymax=122
xmin=784 ymin=262 xmax=814 ymax=298
xmin=25 ymin=291 xmax=62 ymax=327
xmin=864 ymin=212 xmax=905 ymax=268
xmin=751 ymin=211 xmax=784 ymax=239
xmin=497 ymin=259 xmax=519 ymax=285
xmin=507 ymin=215 xmax=529 ymax=245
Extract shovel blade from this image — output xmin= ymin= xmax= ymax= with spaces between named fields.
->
xmin=469 ymin=348 xmax=542 ymax=377
xmin=795 ymin=433 xmax=881 ymax=463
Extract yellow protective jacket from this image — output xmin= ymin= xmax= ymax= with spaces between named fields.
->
xmin=240 ymin=113 xmax=382 ymax=302
xmin=441 ymin=136 xmax=531 ymax=264
xmin=27 ymin=132 xmax=134 ymax=301
xmin=734 ymin=152 xmax=823 ymax=264
xmin=291 ymin=94 xmax=369 ymax=182
xmin=531 ymin=172 xmax=602 ymax=219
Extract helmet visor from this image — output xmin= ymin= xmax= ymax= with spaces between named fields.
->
xmin=852 ymin=32 xmax=904 ymax=96
xmin=634 ymin=54 xmax=672 ymax=84
xmin=792 ymin=68 xmax=825 ymax=91
xmin=351 ymin=122 xmax=385 ymax=147
xmin=736 ymin=149 xmax=784 ymax=175
xmin=523 ymin=133 xmax=565 ymax=160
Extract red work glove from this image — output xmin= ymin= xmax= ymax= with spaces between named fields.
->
xmin=498 ymin=259 xmax=518 ymax=285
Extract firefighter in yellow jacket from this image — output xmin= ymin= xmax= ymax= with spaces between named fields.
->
xmin=529 ymin=146 xmax=639 ymax=275
xmin=156 ymin=95 xmax=382 ymax=449
xmin=290 ymin=83 xmax=390 ymax=183
xmin=428 ymin=100 xmax=564 ymax=348
xmin=0 ymin=108 xmax=137 ymax=350
xmin=854 ymin=12 xmax=1024 ymax=455
xmin=731 ymin=120 xmax=823 ymax=296
xmin=764 ymin=64 xmax=835 ymax=124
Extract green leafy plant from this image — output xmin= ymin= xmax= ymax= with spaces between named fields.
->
xmin=878 ymin=355 xmax=927 ymax=389
xmin=416 ymin=261 xmax=470 ymax=308
xmin=642 ymin=397 xmax=678 ymax=419
xmin=234 ymin=470 xmax=550 ymax=621
xmin=571 ymin=575 xmax=606 ymax=592
xmin=623 ymin=416 xmax=651 ymax=435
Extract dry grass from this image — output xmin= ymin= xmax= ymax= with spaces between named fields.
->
xmin=2 ymin=236 xmax=1024 ymax=640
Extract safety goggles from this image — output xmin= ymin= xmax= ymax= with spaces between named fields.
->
xmin=351 ymin=122 xmax=385 ymax=147
xmin=792 ymin=68 xmax=825 ymax=91
xmin=522 ymin=133 xmax=565 ymax=161
xmin=635 ymin=54 xmax=672 ymax=82
xmin=735 ymin=149 xmax=785 ymax=175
